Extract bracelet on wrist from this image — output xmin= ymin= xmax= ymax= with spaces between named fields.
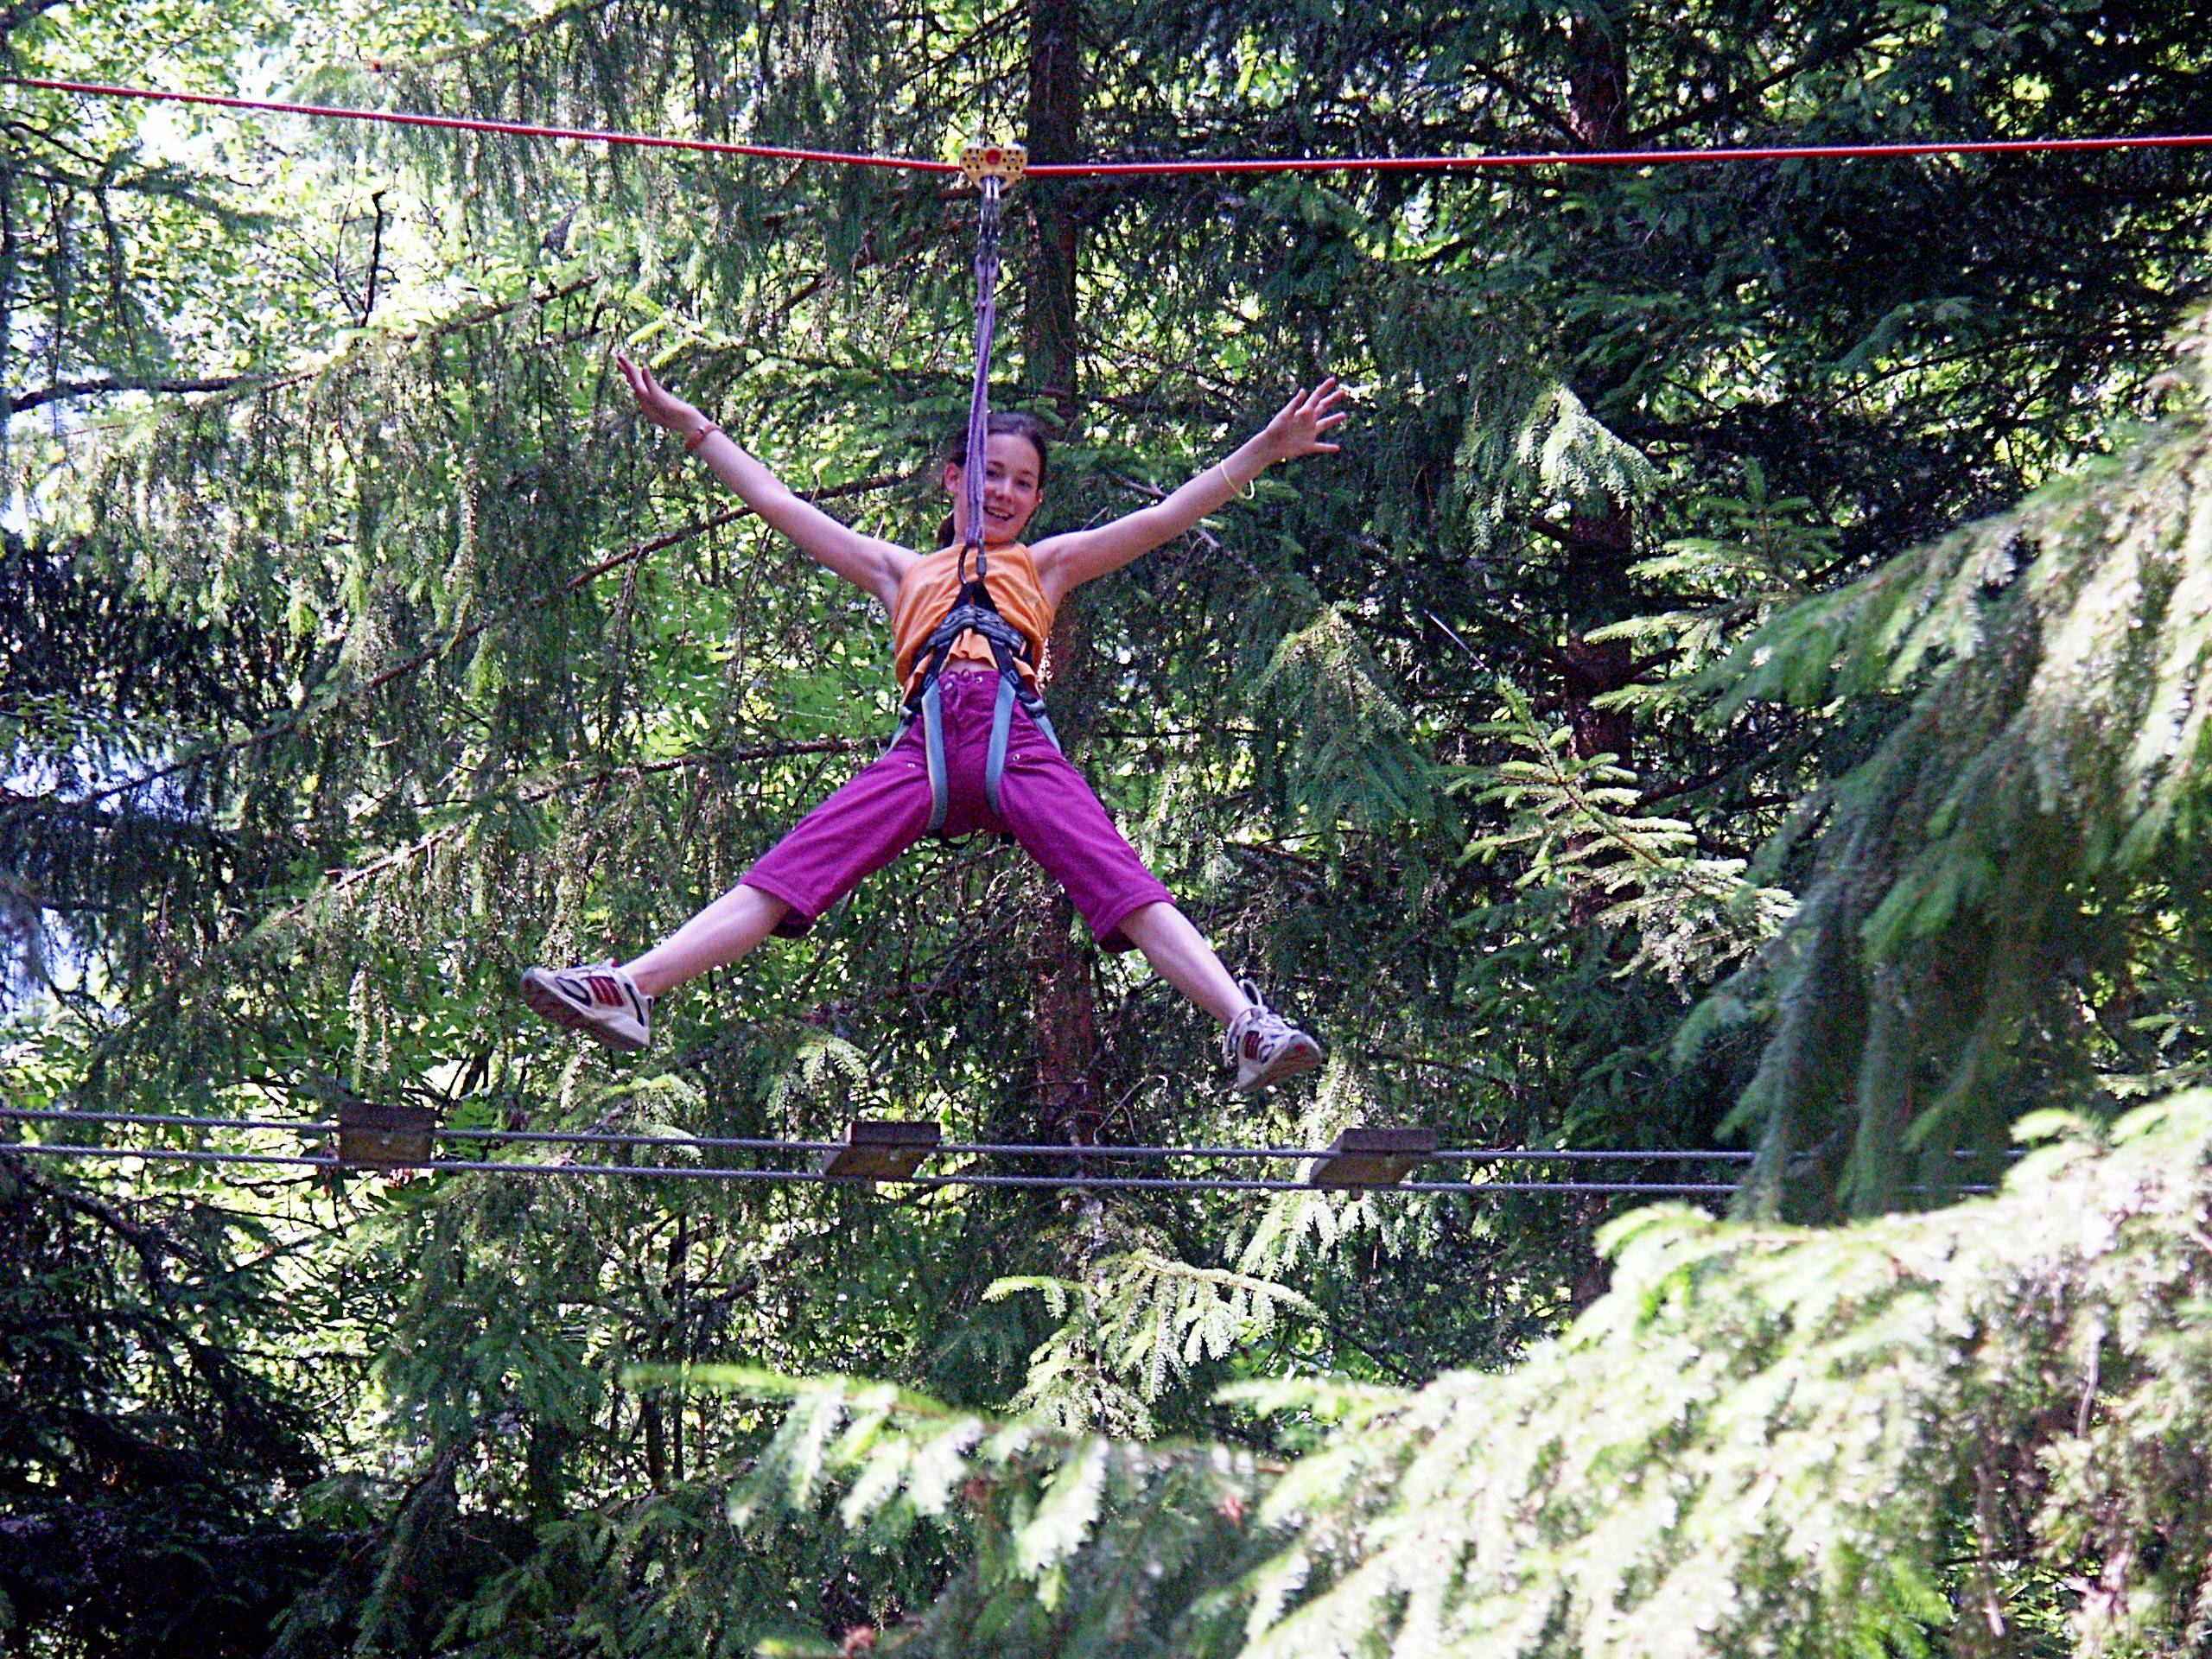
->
xmin=1215 ymin=460 xmax=1258 ymax=499
xmin=683 ymin=422 xmax=721 ymax=454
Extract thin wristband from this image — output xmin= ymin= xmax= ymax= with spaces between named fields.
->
xmin=1215 ymin=460 xmax=1258 ymax=499
xmin=683 ymin=422 xmax=721 ymax=454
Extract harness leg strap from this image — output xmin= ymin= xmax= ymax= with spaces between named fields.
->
xmin=920 ymin=679 xmax=950 ymax=835
xmin=984 ymin=673 xmax=1018 ymax=821
xmin=1021 ymin=690 xmax=1062 ymax=755
xmin=983 ymin=678 xmax=1065 ymax=823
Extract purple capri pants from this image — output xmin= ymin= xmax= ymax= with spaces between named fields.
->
xmin=741 ymin=670 xmax=1177 ymax=952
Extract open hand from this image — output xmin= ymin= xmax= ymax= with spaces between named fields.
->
xmin=1256 ymin=377 xmax=1348 ymax=465
xmin=613 ymin=349 xmax=709 ymax=441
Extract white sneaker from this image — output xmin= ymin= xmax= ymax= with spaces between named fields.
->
xmin=520 ymin=960 xmax=652 ymax=1052
xmin=1223 ymin=979 xmax=1323 ymax=1092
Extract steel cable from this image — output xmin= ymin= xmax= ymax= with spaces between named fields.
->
xmin=16 ymin=78 xmax=2212 ymax=178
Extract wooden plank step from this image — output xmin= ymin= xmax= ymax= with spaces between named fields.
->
xmin=817 ymin=1119 xmax=942 ymax=1184
xmin=337 ymin=1101 xmax=436 ymax=1170
xmin=1305 ymin=1126 xmax=1439 ymax=1189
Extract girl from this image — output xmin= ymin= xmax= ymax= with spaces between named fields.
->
xmin=522 ymin=351 xmax=1345 ymax=1092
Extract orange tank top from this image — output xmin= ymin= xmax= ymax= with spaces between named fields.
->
xmin=890 ymin=542 xmax=1056 ymax=697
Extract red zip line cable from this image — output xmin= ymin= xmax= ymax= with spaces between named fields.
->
xmin=15 ymin=75 xmax=2212 ymax=177
xmin=10 ymin=77 xmax=961 ymax=172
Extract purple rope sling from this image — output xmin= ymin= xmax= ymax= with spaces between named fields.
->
xmin=959 ymin=175 xmax=1005 ymax=577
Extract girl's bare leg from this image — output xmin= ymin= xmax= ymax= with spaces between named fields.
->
xmin=620 ymin=881 xmax=791 ymax=997
xmin=1116 ymin=901 xmax=1253 ymax=1027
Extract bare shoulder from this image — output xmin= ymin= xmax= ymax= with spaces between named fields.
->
xmin=1026 ymin=531 xmax=1089 ymax=602
xmin=872 ymin=541 xmax=925 ymax=607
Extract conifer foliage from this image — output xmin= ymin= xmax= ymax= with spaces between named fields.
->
xmin=702 ymin=1096 xmax=2212 ymax=1657
xmin=1694 ymin=311 xmax=2212 ymax=1215
xmin=9 ymin=0 xmax=2212 ymax=1652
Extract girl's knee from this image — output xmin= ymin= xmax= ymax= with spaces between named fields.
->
xmin=737 ymin=882 xmax=794 ymax=925
xmin=1116 ymin=899 xmax=1178 ymax=941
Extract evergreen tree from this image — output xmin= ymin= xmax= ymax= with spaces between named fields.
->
xmin=1689 ymin=306 xmax=2212 ymax=1216
xmin=7 ymin=0 xmax=2212 ymax=1649
xmin=715 ymin=1093 xmax=2212 ymax=1656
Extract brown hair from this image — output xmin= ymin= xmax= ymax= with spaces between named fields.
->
xmin=937 ymin=410 xmax=1052 ymax=548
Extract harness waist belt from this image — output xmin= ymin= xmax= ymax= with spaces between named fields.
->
xmin=892 ymin=578 xmax=1062 ymax=832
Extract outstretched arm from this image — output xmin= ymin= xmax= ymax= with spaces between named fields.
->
xmin=615 ymin=351 xmax=915 ymax=610
xmin=1031 ymin=378 xmax=1346 ymax=602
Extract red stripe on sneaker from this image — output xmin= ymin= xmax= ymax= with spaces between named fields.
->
xmin=586 ymin=975 xmax=622 ymax=1005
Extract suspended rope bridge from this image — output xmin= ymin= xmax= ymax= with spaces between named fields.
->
xmin=1 ymin=1109 xmax=2007 ymax=1198
xmin=0 ymin=1107 xmax=1767 ymax=1197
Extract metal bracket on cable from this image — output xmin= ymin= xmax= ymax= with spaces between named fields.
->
xmin=1305 ymin=1126 xmax=1440 ymax=1189
xmin=959 ymin=137 xmax=1027 ymax=188
xmin=960 ymin=137 xmax=1022 ymax=277
xmin=817 ymin=1119 xmax=942 ymax=1185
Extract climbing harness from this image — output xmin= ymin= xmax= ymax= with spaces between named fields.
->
xmin=892 ymin=140 xmax=1063 ymax=834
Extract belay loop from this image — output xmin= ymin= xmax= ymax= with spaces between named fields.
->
xmin=892 ymin=151 xmax=1063 ymax=836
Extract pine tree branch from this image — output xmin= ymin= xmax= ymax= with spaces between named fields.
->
xmin=1421 ymin=602 xmax=1574 ymax=677
xmin=1465 ymin=57 xmax=1578 ymax=147
xmin=423 ymin=272 xmax=596 ymax=342
xmin=26 ymin=279 xmax=602 ymax=435
xmin=1521 ymin=514 xmax=1581 ymax=549
xmin=1289 ymin=1306 xmax=1425 ymax=1386
xmin=276 ymin=736 xmax=867 ymax=918
xmin=10 ymin=374 xmax=272 ymax=413
xmin=355 ymin=0 xmax=622 ymax=73
xmin=880 ymin=1 xmax=1025 ymax=104
xmin=4 ymin=1155 xmax=181 ymax=1280
xmin=49 ymin=472 xmax=899 ymax=812
xmin=1634 ymin=739 xmax=1790 ymax=810
xmin=0 ymin=113 xmax=105 ymax=170
xmin=1625 ymin=22 xmax=1905 ymax=144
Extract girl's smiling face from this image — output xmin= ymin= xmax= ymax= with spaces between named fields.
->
xmin=944 ymin=430 xmax=1046 ymax=545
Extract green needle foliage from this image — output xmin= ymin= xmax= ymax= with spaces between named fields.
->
xmin=709 ymin=1094 xmax=2212 ymax=1658
xmin=1693 ymin=308 xmax=2212 ymax=1216
xmin=1466 ymin=683 xmax=1793 ymax=985
xmin=10 ymin=0 xmax=2212 ymax=1649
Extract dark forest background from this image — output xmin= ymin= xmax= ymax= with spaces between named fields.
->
xmin=8 ymin=1 xmax=2212 ymax=1651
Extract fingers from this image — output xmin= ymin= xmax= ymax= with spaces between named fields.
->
xmin=613 ymin=351 xmax=675 ymax=416
xmin=1280 ymin=376 xmax=1345 ymax=422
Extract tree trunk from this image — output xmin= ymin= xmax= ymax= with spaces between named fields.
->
xmin=1025 ymin=0 xmax=1082 ymax=423
xmin=1559 ymin=504 xmax=1637 ymax=766
xmin=1023 ymin=0 xmax=1101 ymax=1142
xmin=1558 ymin=18 xmax=1637 ymax=939
xmin=1558 ymin=13 xmax=1636 ymax=768
xmin=1564 ymin=10 xmax=1630 ymax=150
